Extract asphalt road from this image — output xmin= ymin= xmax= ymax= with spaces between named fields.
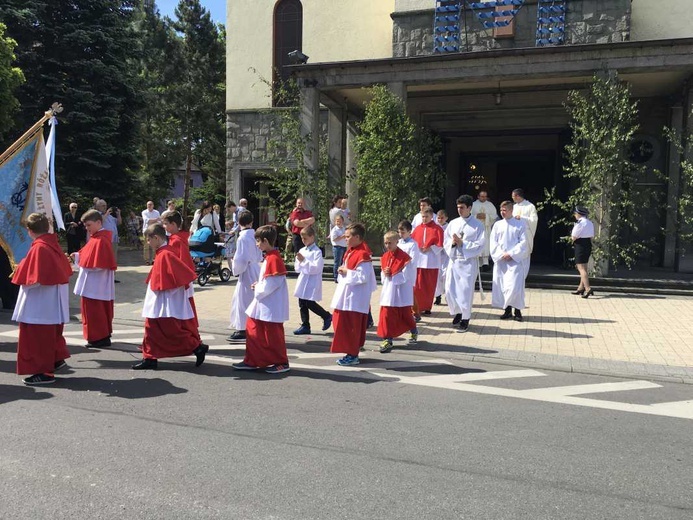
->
xmin=1 ymin=321 xmax=692 ymax=520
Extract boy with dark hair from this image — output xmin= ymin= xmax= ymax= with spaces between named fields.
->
xmin=293 ymin=226 xmax=331 ymax=335
xmin=228 ymin=209 xmax=262 ymax=342
xmin=132 ymin=224 xmax=208 ymax=370
xmin=377 ymin=231 xmax=418 ymax=353
xmin=11 ymin=213 xmax=73 ymax=385
xmin=330 ymin=223 xmax=377 ymax=366
xmin=232 ymin=225 xmax=290 ymax=374
xmin=73 ymin=209 xmax=116 ymax=348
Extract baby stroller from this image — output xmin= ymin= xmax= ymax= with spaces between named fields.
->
xmin=188 ymin=226 xmax=232 ymax=286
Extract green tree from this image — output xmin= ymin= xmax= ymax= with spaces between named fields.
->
xmin=130 ymin=0 xmax=186 ymax=208
xmin=354 ymin=85 xmax=444 ymax=236
xmin=261 ymin=78 xmax=332 ymax=253
xmin=170 ymin=0 xmax=226 ymax=220
xmin=0 ymin=1 xmax=142 ymax=206
xmin=541 ymin=74 xmax=647 ymax=273
xmin=0 ymin=22 xmax=24 ymax=142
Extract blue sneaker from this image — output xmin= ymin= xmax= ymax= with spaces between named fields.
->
xmin=265 ymin=363 xmax=290 ymax=374
xmin=293 ymin=325 xmax=311 ymax=335
xmin=337 ymin=354 xmax=360 ymax=366
xmin=322 ymin=314 xmax=332 ymax=331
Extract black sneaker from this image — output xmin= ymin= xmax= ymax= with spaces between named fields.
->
xmin=193 ymin=343 xmax=209 ymax=367
xmin=132 ymin=359 xmax=158 ymax=370
xmin=86 ymin=337 xmax=111 ymax=348
xmin=500 ymin=307 xmax=512 ymax=320
xmin=54 ymin=360 xmax=68 ymax=372
xmin=423 ymin=310 xmax=432 ymax=316
xmin=23 ymin=373 xmax=55 ymax=385
xmin=458 ymin=319 xmax=469 ymax=332
xmin=434 ymin=296 xmax=442 ymax=306
xmin=513 ymin=310 xmax=523 ymax=322
xmin=452 ymin=314 xmax=462 ymax=325
xmin=226 ymin=331 xmax=246 ymax=342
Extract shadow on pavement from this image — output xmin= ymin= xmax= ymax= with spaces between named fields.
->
xmin=61 ymin=376 xmax=188 ymax=399
xmin=0 ymin=384 xmax=54 ymax=405
xmin=599 ymin=293 xmax=666 ymax=300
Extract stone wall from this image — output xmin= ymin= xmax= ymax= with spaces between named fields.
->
xmin=226 ymin=108 xmax=329 ymax=202
xmin=227 ymin=110 xmax=283 ymax=166
xmin=392 ymin=0 xmax=631 ymax=57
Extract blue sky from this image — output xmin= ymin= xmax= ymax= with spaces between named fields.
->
xmin=156 ymin=0 xmax=226 ymax=24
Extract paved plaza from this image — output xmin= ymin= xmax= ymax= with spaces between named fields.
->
xmin=85 ymin=249 xmax=693 ymax=383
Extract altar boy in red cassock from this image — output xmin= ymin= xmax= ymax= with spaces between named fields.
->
xmin=132 ymin=224 xmax=208 ymax=370
xmin=73 ymin=209 xmax=116 ymax=348
xmin=330 ymin=223 xmax=377 ymax=366
xmin=162 ymin=211 xmax=199 ymax=331
xmin=11 ymin=213 xmax=73 ymax=385
xmin=232 ymin=225 xmax=290 ymax=375
xmin=377 ymin=231 xmax=418 ymax=354
xmin=411 ymin=207 xmax=444 ymax=315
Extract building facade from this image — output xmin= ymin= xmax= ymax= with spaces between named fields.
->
xmin=226 ymin=0 xmax=693 ymax=272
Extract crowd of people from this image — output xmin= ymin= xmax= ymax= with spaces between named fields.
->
xmin=8 ymin=188 xmax=595 ymax=384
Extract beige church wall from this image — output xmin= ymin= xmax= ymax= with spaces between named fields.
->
xmin=226 ymin=2 xmax=274 ymax=110
xmin=395 ymin=0 xmax=431 ymax=12
xmin=302 ymin=0 xmax=394 ymax=63
xmin=631 ymin=0 xmax=693 ymax=41
xmin=227 ymin=0 xmax=394 ymax=111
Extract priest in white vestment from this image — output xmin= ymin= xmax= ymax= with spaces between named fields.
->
xmin=444 ymin=195 xmax=485 ymax=332
xmin=511 ymin=188 xmax=538 ymax=279
xmin=491 ymin=201 xmax=530 ymax=322
xmin=471 ymin=191 xmax=498 ymax=270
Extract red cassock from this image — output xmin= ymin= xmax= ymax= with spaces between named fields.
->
xmin=142 ymin=246 xmax=200 ymax=360
xmin=244 ymin=250 xmax=289 ymax=367
xmin=330 ymin=243 xmax=372 ymax=357
xmin=169 ymin=230 xmax=199 ymax=328
xmin=12 ymin=233 xmax=73 ymax=375
xmin=411 ymin=221 xmax=443 ymax=312
xmin=79 ymin=229 xmax=116 ymax=342
xmin=377 ymin=248 xmax=415 ymax=339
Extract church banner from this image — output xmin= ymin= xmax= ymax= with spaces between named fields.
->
xmin=0 ymin=130 xmax=53 ymax=265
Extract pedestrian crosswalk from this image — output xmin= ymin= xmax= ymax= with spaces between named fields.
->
xmin=1 ymin=326 xmax=692 ymax=421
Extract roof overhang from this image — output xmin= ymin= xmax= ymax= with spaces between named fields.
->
xmin=288 ymin=38 xmax=693 ymax=115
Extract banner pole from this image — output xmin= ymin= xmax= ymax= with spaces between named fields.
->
xmin=0 ymin=103 xmax=63 ymax=166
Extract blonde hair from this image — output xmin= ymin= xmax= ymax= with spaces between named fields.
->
xmin=384 ymin=231 xmax=398 ymax=242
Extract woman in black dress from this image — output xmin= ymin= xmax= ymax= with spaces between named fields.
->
xmin=571 ymin=206 xmax=595 ymax=298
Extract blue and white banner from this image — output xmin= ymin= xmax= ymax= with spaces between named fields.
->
xmin=46 ymin=117 xmax=64 ymax=231
xmin=0 ymin=130 xmax=56 ymax=265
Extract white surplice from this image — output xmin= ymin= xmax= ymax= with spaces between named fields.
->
xmin=331 ymin=261 xmax=377 ymax=314
xmin=444 ymin=216 xmax=485 ymax=319
xmin=490 ymin=218 xmax=529 ymax=310
xmin=142 ymin=286 xmax=194 ymax=320
xmin=512 ymin=199 xmax=538 ymax=249
xmin=13 ymin=283 xmax=70 ymax=324
xmin=229 ymin=228 xmax=262 ymax=330
xmin=379 ymin=252 xmax=417 ymax=307
xmin=73 ymin=268 xmax=115 ymax=301
xmin=471 ymin=200 xmax=498 ymax=265
xmin=435 ymin=222 xmax=449 ymax=298
xmin=294 ymin=243 xmax=324 ymax=302
xmin=245 ymin=260 xmax=289 ymax=324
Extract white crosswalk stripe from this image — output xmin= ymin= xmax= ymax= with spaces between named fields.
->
xmin=1 ymin=328 xmax=692 ymax=420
